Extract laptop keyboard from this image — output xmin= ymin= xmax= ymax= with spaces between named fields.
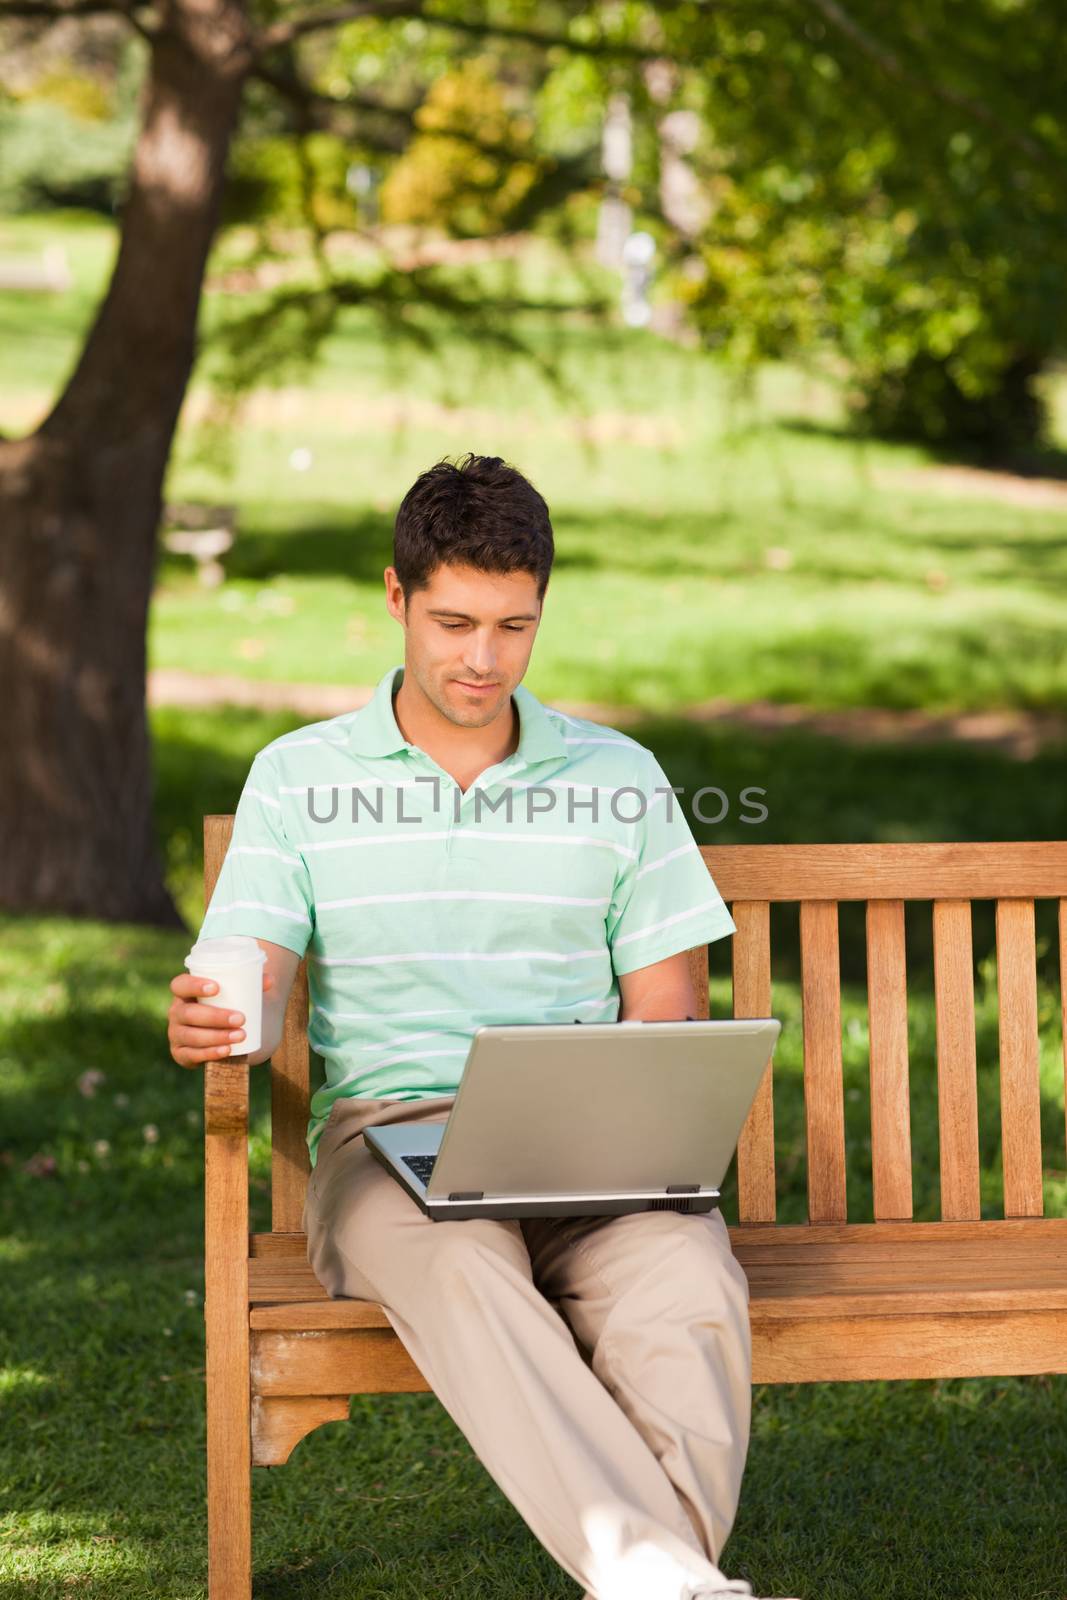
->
xmin=402 ymin=1153 xmax=437 ymax=1185
xmin=399 ymin=1152 xmax=701 ymax=1211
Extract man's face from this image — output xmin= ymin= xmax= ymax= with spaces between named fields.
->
xmin=384 ymin=561 xmax=544 ymax=730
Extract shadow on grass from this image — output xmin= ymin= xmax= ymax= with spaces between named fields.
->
xmin=152 ymin=465 xmax=1067 ymax=699
xmin=220 ymin=509 xmax=393 ymax=585
xmin=189 ymin=495 xmax=1067 ymax=593
xmin=777 ymin=415 xmax=1067 ymax=481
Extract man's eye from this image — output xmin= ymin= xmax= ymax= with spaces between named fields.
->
xmin=440 ymin=622 xmax=466 ymax=630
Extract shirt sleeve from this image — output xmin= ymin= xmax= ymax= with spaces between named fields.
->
xmin=606 ymin=752 xmax=736 ymax=977
xmin=196 ymin=752 xmax=315 ymax=959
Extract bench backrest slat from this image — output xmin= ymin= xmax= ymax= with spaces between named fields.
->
xmin=927 ymin=902 xmax=979 ymax=1222
xmin=799 ymin=900 xmax=848 ymax=1222
xmin=686 ymin=946 xmax=709 ymax=1021
xmin=932 ymin=899 xmax=982 ymax=1221
xmin=1062 ymin=900 xmax=1067 ymax=1174
xmin=699 ymin=840 xmax=1067 ymax=901
xmin=204 ymin=820 xmax=230 ymax=923
xmin=733 ymin=901 xmax=776 ymax=1223
xmin=866 ymin=899 xmax=913 ymax=1221
xmin=996 ymin=898 xmax=1043 ymax=1218
xmin=271 ymin=963 xmax=311 ymax=1231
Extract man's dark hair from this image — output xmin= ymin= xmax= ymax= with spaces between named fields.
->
xmin=393 ymin=452 xmax=554 ymax=601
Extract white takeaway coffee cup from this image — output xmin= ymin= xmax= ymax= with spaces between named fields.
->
xmin=184 ymin=935 xmax=266 ymax=1056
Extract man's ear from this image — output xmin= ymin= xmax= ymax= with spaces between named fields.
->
xmin=384 ymin=566 xmax=406 ymax=625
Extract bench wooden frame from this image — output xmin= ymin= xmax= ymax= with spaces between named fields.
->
xmin=202 ymin=819 xmax=1067 ymax=1598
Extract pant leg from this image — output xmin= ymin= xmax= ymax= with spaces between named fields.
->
xmin=522 ymin=1207 xmax=753 ymax=1571
xmin=302 ymin=1097 xmax=740 ymax=1600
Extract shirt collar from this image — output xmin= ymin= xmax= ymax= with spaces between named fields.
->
xmin=346 ymin=664 xmax=568 ymax=768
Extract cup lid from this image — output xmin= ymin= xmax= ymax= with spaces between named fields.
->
xmin=185 ymin=935 xmax=267 ymax=968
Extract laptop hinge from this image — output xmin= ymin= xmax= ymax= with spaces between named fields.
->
xmin=447 ymin=1191 xmax=484 ymax=1201
xmin=667 ymin=1185 xmax=701 ymax=1194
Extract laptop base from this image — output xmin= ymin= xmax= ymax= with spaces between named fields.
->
xmin=365 ymin=1138 xmax=719 ymax=1221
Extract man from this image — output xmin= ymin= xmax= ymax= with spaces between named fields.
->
xmin=168 ymin=453 xmax=792 ymax=1600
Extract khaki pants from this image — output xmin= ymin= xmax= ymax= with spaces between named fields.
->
xmin=302 ymin=1094 xmax=754 ymax=1600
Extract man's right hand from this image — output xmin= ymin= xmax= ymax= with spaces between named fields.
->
xmin=168 ymin=970 xmax=276 ymax=1069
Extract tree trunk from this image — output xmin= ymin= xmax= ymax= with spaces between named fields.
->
xmin=0 ymin=0 xmax=250 ymax=925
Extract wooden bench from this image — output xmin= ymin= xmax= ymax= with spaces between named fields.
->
xmin=202 ymin=820 xmax=1067 ymax=1598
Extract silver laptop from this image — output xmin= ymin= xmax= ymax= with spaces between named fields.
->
xmin=363 ymin=1017 xmax=781 ymax=1220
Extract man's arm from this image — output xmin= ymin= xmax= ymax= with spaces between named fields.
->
xmin=247 ymin=940 xmax=301 ymax=1064
xmin=617 ymin=950 xmax=698 ymax=1022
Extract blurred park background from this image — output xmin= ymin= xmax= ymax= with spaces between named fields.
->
xmin=2 ymin=3 xmax=1067 ymax=1597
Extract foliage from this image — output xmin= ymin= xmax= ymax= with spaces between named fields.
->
xmin=195 ymin=13 xmax=611 ymax=409
xmin=223 ymin=132 xmax=361 ymax=230
xmin=650 ymin=2 xmax=1067 ymax=459
xmin=7 ymin=0 xmax=1067 ymax=457
xmin=378 ymin=58 xmax=539 ymax=235
xmin=673 ymin=149 xmax=1056 ymax=458
xmin=0 ymin=86 xmax=136 ymax=214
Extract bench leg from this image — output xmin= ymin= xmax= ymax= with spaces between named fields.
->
xmin=204 ymin=1062 xmax=252 ymax=1599
xmin=206 ymin=1349 xmax=251 ymax=1599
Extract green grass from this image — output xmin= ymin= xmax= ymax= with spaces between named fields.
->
xmin=3 ymin=705 xmax=1067 ymax=1599
xmin=3 ymin=211 xmax=1067 ymax=1597
xmin=4 ymin=211 xmax=1067 ymax=713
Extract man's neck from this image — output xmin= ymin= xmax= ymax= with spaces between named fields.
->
xmin=393 ymin=678 xmax=519 ymax=791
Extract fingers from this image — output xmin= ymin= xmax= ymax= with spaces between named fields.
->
xmin=174 ymin=1022 xmax=246 ymax=1050
xmin=178 ymin=1000 xmax=247 ymax=1028
xmin=169 ymin=972 xmax=250 ymax=1069
xmin=171 ymin=973 xmax=220 ymax=1000
xmin=173 ymin=1041 xmax=244 ymax=1068
xmin=171 ymin=1028 xmax=247 ymax=1068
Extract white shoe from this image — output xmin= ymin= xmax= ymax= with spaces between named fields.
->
xmin=684 ymin=1582 xmax=753 ymax=1598
xmin=685 ymin=1584 xmax=801 ymax=1600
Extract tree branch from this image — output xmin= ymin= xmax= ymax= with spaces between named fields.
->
xmin=0 ymin=0 xmax=132 ymax=15
xmin=256 ymin=0 xmax=420 ymax=52
xmin=251 ymin=55 xmax=416 ymax=151
xmin=251 ymin=51 xmax=591 ymax=176
xmin=255 ymin=0 xmax=674 ymax=61
xmin=389 ymin=9 xmax=673 ymax=61
xmin=252 ymin=50 xmax=602 ymax=250
xmin=0 ymin=0 xmax=159 ymax=37
xmin=209 ymin=267 xmax=610 ymax=408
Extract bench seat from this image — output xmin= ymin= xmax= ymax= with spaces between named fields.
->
xmin=244 ymin=1221 xmax=1067 ymax=1431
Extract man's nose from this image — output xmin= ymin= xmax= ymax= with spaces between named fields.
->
xmin=463 ymin=632 xmax=498 ymax=676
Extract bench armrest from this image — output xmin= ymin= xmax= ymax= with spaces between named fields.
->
xmin=202 ymin=1055 xmax=252 ymax=1548
xmin=204 ymin=1054 xmax=250 ymax=1138
xmin=204 ymin=1056 xmax=250 ymax=1292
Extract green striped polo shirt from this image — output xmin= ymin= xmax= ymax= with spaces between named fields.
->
xmin=197 ymin=663 xmax=737 ymax=1169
